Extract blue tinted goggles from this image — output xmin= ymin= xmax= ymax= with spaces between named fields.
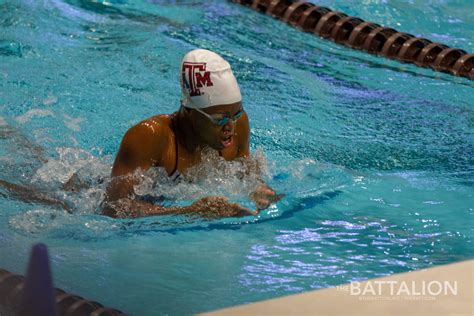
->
xmin=194 ymin=107 xmax=244 ymax=126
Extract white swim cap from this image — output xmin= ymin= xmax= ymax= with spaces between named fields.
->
xmin=180 ymin=49 xmax=242 ymax=109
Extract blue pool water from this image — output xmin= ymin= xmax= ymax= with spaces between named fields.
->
xmin=1 ymin=0 xmax=473 ymax=314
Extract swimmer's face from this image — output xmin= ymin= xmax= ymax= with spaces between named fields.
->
xmin=192 ymin=101 xmax=243 ymax=150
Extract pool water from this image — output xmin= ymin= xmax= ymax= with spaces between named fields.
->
xmin=1 ymin=0 xmax=473 ymax=314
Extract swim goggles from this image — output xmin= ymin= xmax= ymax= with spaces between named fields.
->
xmin=193 ymin=106 xmax=244 ymax=126
xmin=182 ymin=83 xmax=244 ymax=126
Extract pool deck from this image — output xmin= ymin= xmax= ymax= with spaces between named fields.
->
xmin=203 ymin=260 xmax=473 ymax=316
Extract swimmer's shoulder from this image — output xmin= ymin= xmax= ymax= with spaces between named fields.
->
xmin=125 ymin=114 xmax=174 ymax=138
xmin=120 ymin=114 xmax=176 ymax=156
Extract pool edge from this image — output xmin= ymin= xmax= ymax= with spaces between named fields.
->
xmin=202 ymin=260 xmax=473 ymax=315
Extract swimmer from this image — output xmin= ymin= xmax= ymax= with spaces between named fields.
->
xmin=103 ymin=49 xmax=280 ymax=218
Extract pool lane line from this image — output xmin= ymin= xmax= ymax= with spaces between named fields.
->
xmin=230 ymin=0 xmax=473 ymax=80
xmin=0 ymin=243 xmax=129 ymax=316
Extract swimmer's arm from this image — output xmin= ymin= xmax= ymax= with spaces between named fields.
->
xmin=103 ymin=196 xmax=255 ymax=219
xmin=104 ymin=124 xmax=190 ymax=218
xmin=102 ymin=198 xmax=186 ymax=218
xmin=104 ymin=121 xmax=168 ymax=212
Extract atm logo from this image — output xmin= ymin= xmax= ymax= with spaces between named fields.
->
xmin=182 ymin=62 xmax=214 ymax=96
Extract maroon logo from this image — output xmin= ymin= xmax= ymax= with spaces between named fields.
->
xmin=182 ymin=62 xmax=214 ymax=96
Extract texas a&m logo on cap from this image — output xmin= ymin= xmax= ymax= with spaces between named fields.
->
xmin=182 ymin=62 xmax=214 ymax=96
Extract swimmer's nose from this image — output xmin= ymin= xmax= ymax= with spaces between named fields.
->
xmin=222 ymin=119 xmax=235 ymax=134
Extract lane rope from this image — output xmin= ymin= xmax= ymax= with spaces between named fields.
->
xmin=231 ymin=0 xmax=473 ymax=80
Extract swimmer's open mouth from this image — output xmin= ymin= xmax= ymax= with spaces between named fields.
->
xmin=221 ymin=135 xmax=233 ymax=147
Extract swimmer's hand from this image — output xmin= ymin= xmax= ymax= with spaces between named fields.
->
xmin=188 ymin=196 xmax=257 ymax=218
xmin=250 ymin=184 xmax=283 ymax=211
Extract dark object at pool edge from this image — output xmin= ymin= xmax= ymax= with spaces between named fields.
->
xmin=0 ymin=243 xmax=129 ymax=316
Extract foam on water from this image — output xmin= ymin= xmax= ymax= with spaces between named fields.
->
xmin=5 ymin=142 xmax=355 ymax=238
xmin=135 ymin=148 xmax=267 ymax=205
xmin=30 ymin=146 xmax=272 ymax=210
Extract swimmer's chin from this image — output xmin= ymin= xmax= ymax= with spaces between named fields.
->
xmin=213 ymin=135 xmax=233 ymax=149
xmin=206 ymin=136 xmax=233 ymax=150
xmin=208 ymin=142 xmax=226 ymax=150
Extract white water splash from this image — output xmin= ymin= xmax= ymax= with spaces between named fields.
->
xmin=15 ymin=109 xmax=54 ymax=124
xmin=8 ymin=208 xmax=72 ymax=234
xmin=43 ymin=95 xmax=58 ymax=106
xmin=8 ymin=208 xmax=121 ymax=237
xmin=32 ymin=147 xmax=110 ymax=186
xmin=134 ymin=148 xmax=269 ymax=204
xmin=63 ymin=114 xmax=84 ymax=131
xmin=0 ymin=116 xmax=7 ymax=127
